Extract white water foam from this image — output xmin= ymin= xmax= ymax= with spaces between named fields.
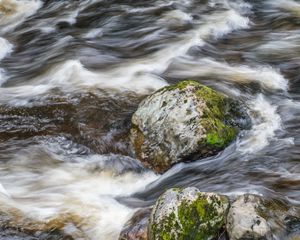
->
xmin=0 ymin=182 xmax=10 ymax=197
xmin=0 ymin=69 xmax=6 ymax=86
xmin=123 ymin=1 xmax=173 ymax=14
xmin=159 ymin=9 xmax=193 ymax=26
xmin=237 ymin=94 xmax=282 ymax=154
xmin=84 ymin=28 xmax=103 ymax=39
xmin=0 ymin=59 xmax=168 ymax=105
xmin=0 ymin=0 xmax=42 ymax=34
xmin=0 ymin=37 xmax=13 ymax=86
xmin=200 ymin=9 xmax=250 ymax=38
xmin=0 ymin=146 xmax=158 ymax=239
xmin=167 ymin=57 xmax=288 ymax=91
xmin=0 ymin=37 xmax=13 ymax=60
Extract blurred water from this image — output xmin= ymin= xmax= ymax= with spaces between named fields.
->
xmin=0 ymin=0 xmax=299 ymax=239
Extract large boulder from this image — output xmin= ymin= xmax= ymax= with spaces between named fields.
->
xmin=130 ymin=80 xmax=250 ymax=173
xmin=148 ymin=187 xmax=229 ymax=240
xmin=226 ymin=194 xmax=272 ymax=240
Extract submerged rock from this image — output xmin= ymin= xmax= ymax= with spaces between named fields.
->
xmin=119 ymin=208 xmax=151 ymax=240
xmin=0 ymin=208 xmax=85 ymax=240
xmin=131 ymin=80 xmax=250 ymax=173
xmin=148 ymin=187 xmax=229 ymax=240
xmin=226 ymin=194 xmax=272 ymax=240
xmin=285 ymin=215 xmax=300 ymax=238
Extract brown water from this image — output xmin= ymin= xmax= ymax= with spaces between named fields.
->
xmin=0 ymin=0 xmax=299 ymax=239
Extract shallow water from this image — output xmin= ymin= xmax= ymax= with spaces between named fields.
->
xmin=0 ymin=0 xmax=299 ymax=239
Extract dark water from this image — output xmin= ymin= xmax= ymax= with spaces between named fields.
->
xmin=0 ymin=0 xmax=299 ymax=239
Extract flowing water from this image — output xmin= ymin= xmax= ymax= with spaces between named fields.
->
xmin=0 ymin=0 xmax=299 ymax=239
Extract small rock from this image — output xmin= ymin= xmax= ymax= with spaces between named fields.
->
xmin=119 ymin=208 xmax=151 ymax=240
xmin=149 ymin=187 xmax=229 ymax=240
xmin=226 ymin=194 xmax=271 ymax=240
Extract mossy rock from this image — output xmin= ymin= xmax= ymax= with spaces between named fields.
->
xmin=130 ymin=80 xmax=250 ymax=173
xmin=148 ymin=187 xmax=229 ymax=240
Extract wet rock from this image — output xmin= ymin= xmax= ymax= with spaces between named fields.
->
xmin=131 ymin=80 xmax=250 ymax=173
xmin=119 ymin=208 xmax=151 ymax=240
xmin=0 ymin=208 xmax=85 ymax=240
xmin=0 ymin=227 xmax=74 ymax=240
xmin=226 ymin=194 xmax=272 ymax=240
xmin=149 ymin=187 xmax=229 ymax=240
xmin=285 ymin=215 xmax=300 ymax=240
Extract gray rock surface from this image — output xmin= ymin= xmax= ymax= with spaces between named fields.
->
xmin=226 ymin=194 xmax=271 ymax=240
xmin=119 ymin=208 xmax=151 ymax=240
xmin=130 ymin=80 xmax=250 ymax=173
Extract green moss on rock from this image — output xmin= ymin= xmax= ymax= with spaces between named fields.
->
xmin=157 ymin=80 xmax=200 ymax=93
xmin=157 ymin=80 xmax=239 ymax=149
xmin=192 ymin=82 xmax=238 ymax=148
xmin=202 ymin=118 xmax=238 ymax=148
xmin=149 ymin=188 xmax=229 ymax=240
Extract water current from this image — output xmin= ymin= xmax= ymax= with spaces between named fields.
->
xmin=0 ymin=0 xmax=299 ymax=239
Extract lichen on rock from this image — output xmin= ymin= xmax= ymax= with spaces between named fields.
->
xmin=130 ymin=80 xmax=250 ymax=173
xmin=148 ymin=187 xmax=229 ymax=240
xmin=226 ymin=194 xmax=272 ymax=240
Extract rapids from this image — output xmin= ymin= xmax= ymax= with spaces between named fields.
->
xmin=0 ymin=0 xmax=299 ymax=239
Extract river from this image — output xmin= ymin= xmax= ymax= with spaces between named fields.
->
xmin=0 ymin=0 xmax=299 ymax=239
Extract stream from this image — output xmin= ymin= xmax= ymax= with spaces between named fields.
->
xmin=0 ymin=0 xmax=299 ymax=239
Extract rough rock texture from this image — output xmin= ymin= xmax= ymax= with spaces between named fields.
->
xmin=0 ymin=208 xmax=85 ymax=239
xmin=149 ymin=187 xmax=229 ymax=240
xmin=226 ymin=194 xmax=272 ymax=240
xmin=119 ymin=208 xmax=151 ymax=240
xmin=130 ymin=80 xmax=250 ymax=173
